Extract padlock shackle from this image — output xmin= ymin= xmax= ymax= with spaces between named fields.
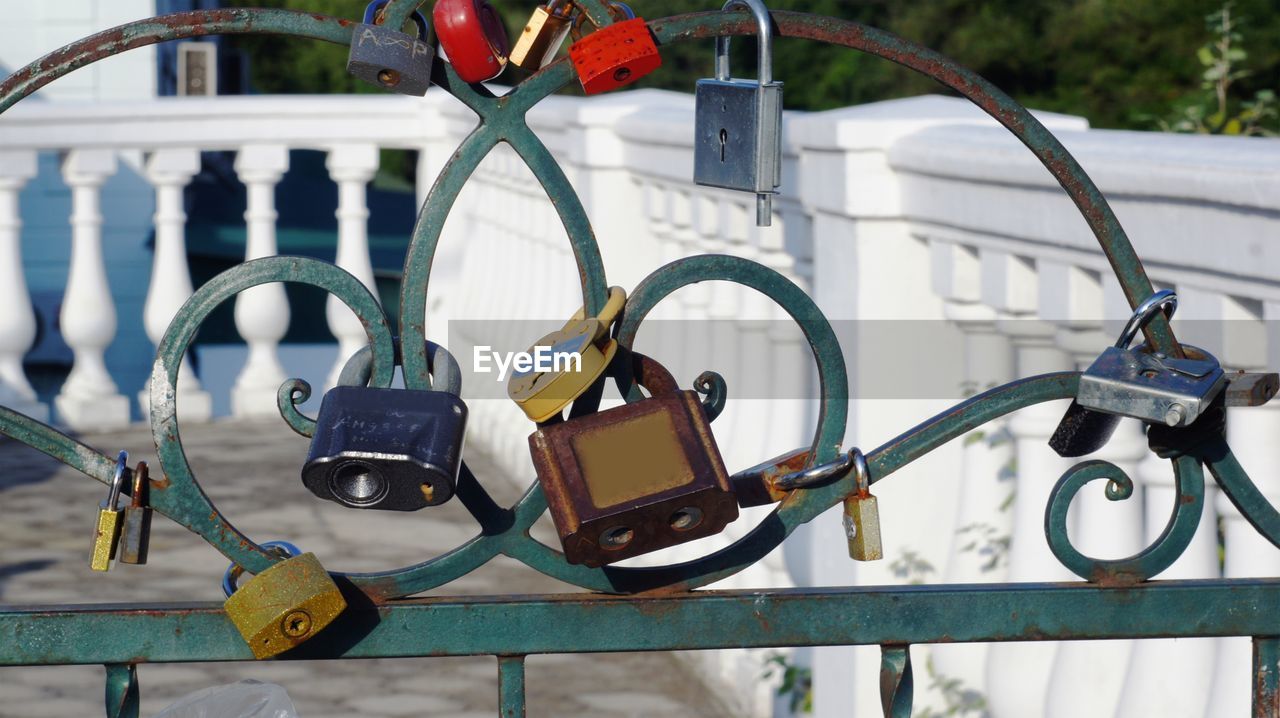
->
xmin=336 ymin=339 xmax=462 ymax=396
xmin=1115 ymin=289 xmax=1178 ymax=350
xmin=104 ymin=450 xmax=127 ymax=508
xmin=714 ymin=0 xmax=773 ymax=84
xmin=363 ymin=0 xmax=430 ymax=40
xmin=222 ymin=540 xmax=302 ymax=598
xmin=130 ymin=461 xmax=149 ymax=508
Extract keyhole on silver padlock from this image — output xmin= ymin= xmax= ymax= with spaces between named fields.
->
xmin=719 ymin=128 xmax=727 ymax=162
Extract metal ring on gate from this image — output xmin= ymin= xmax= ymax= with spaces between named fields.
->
xmin=774 ymin=449 xmax=853 ymax=491
xmin=1115 ymin=289 xmax=1178 ymax=349
xmin=221 ymin=540 xmax=303 ymax=598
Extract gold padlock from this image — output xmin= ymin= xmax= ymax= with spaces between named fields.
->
xmin=90 ymin=451 xmax=128 ymax=572
xmin=222 ymin=542 xmax=347 ymax=659
xmin=842 ymin=449 xmax=883 ymax=561
xmin=508 ymin=286 xmax=625 ymax=423
xmin=508 ymin=0 xmax=575 ymax=71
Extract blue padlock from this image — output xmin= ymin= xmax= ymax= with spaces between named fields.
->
xmin=348 ymin=0 xmax=435 ymax=96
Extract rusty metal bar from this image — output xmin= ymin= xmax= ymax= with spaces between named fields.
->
xmin=879 ymin=645 xmax=912 ymax=718
xmin=498 ymin=655 xmax=527 ymax=718
xmin=1256 ymin=637 xmax=1280 ymax=717
xmin=5 ymin=580 xmax=1280 ymax=666
xmin=103 ymin=664 xmax=138 ymax=718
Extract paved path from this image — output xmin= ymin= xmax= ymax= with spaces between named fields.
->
xmin=0 ymin=420 xmax=732 ymax=717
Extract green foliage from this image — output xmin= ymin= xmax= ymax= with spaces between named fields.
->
xmin=761 ymin=651 xmax=813 ymax=714
xmin=1155 ymin=3 xmax=1278 ymax=136
xmin=221 ymin=0 xmax=1280 ymax=131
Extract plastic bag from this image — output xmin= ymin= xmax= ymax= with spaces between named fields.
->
xmin=152 ymin=679 xmax=299 ymax=718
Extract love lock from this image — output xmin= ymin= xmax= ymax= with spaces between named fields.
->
xmin=434 ymin=0 xmax=510 ymax=83
xmin=508 ymin=0 xmax=576 ymax=72
xmin=508 ymin=286 xmax=626 ymax=423
xmin=222 ymin=542 xmax=346 ymax=660
xmin=568 ymin=4 xmax=661 ymax=94
xmin=348 ymin=0 xmax=435 ymax=95
xmin=302 ymin=343 xmax=467 ymax=510
xmin=1050 ymin=290 xmax=1227 ymax=457
xmin=693 ymin=0 xmax=783 ymax=227
xmin=118 ymin=461 xmax=152 ymax=565
xmin=528 ymin=352 xmax=738 ymax=567
xmin=88 ymin=451 xmax=128 ymax=572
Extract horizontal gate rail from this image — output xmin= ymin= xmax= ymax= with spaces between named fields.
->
xmin=4 ymin=579 xmax=1280 ymax=665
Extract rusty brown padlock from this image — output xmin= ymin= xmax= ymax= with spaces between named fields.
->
xmin=529 ymin=351 xmax=738 ymax=567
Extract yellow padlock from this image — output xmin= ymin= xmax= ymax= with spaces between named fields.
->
xmin=508 ymin=286 xmax=626 ymax=423
xmin=222 ymin=542 xmax=347 ymax=660
xmin=89 ymin=451 xmax=128 ymax=572
xmin=842 ymin=449 xmax=883 ymax=561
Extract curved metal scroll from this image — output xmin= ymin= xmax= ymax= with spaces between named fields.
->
xmin=0 ymin=3 xmax=1271 ymax=604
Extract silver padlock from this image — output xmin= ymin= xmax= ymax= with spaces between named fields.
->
xmin=693 ymin=0 xmax=782 ymax=227
xmin=1076 ymin=290 xmax=1227 ymax=428
xmin=348 ymin=0 xmax=435 ymax=96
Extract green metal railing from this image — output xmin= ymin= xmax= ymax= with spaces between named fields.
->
xmin=2 ymin=2 xmax=1279 ymax=716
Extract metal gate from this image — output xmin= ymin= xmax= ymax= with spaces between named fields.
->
xmin=2 ymin=3 xmax=1279 ymax=717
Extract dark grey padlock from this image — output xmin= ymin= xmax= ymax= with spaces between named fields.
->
xmin=301 ymin=342 xmax=467 ymax=510
xmin=694 ymin=0 xmax=783 ymax=228
xmin=348 ymin=0 xmax=435 ymax=96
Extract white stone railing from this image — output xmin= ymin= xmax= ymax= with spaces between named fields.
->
xmin=2 ymin=90 xmax=1279 ymax=718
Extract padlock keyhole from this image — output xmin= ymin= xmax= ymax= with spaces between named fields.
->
xmin=719 ymin=128 xmax=727 ymax=162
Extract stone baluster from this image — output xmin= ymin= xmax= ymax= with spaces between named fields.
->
xmin=0 ymin=150 xmax=48 ymax=422
xmin=1201 ymin=291 xmax=1275 ymax=717
xmin=928 ymin=239 xmax=1015 ymax=697
xmin=56 ymin=150 xmax=130 ymax=430
xmin=324 ymin=144 xmax=380 ymax=390
xmin=1112 ymin=282 xmax=1227 ymax=718
xmin=1040 ymin=263 xmax=1144 ymax=718
xmin=231 ymin=144 xmax=290 ymax=418
xmin=980 ymin=249 xmax=1075 ymax=718
xmin=139 ymin=148 xmax=212 ymax=422
xmin=1208 ymin=399 xmax=1280 ymax=716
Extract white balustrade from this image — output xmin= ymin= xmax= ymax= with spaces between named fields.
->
xmin=979 ymin=248 xmax=1076 ymax=718
xmin=56 ymin=149 xmax=130 ymax=430
xmin=324 ymin=143 xmax=380 ymax=390
xmin=929 ymin=238 xmax=1016 ymax=697
xmin=0 ymin=87 xmax=1277 ymax=718
xmin=1040 ymin=261 xmax=1142 ymax=718
xmin=141 ymin=148 xmax=212 ymax=422
xmin=231 ymin=143 xmax=290 ymax=418
xmin=0 ymin=150 xmax=46 ymax=422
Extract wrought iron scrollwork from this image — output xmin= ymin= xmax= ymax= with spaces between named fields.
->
xmin=0 ymin=0 xmax=1275 ymax=622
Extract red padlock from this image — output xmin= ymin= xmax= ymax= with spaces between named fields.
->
xmin=568 ymin=17 xmax=661 ymax=95
xmin=433 ymin=0 xmax=510 ymax=84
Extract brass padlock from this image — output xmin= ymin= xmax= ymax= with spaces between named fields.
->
xmin=118 ymin=461 xmax=152 ymax=565
xmin=509 ymin=286 xmax=625 ymax=423
xmin=509 ymin=0 xmax=575 ymax=71
xmin=90 ymin=451 xmax=128 ymax=572
xmin=842 ymin=449 xmax=883 ymax=561
xmin=222 ymin=542 xmax=347 ymax=660
xmin=529 ymin=351 xmax=738 ymax=567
